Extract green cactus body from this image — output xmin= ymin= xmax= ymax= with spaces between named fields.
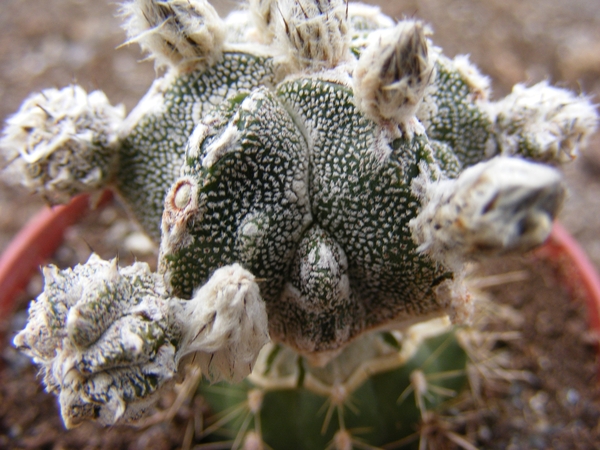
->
xmin=160 ymin=86 xmax=312 ymax=302
xmin=3 ymin=0 xmax=597 ymax=448
xmin=161 ymin=73 xmax=455 ymax=356
xmin=274 ymin=77 xmax=450 ymax=350
xmin=418 ymin=55 xmax=495 ymax=168
xmin=117 ymin=53 xmax=276 ymax=239
xmin=202 ymin=328 xmax=467 ymax=449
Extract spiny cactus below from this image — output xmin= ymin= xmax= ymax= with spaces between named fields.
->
xmin=2 ymin=0 xmax=597 ymax=448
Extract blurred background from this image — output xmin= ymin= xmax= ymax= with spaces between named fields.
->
xmin=0 ymin=0 xmax=598 ymax=271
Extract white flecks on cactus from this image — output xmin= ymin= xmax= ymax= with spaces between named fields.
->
xmin=175 ymin=264 xmax=270 ymax=383
xmin=492 ymin=81 xmax=598 ymax=162
xmin=57 ymin=344 xmax=178 ymax=427
xmin=277 ymin=225 xmax=353 ymax=358
xmin=414 ymin=52 xmax=498 ymax=167
xmin=65 ymin=258 xmax=125 ymax=349
xmin=0 ymin=85 xmax=123 ymax=202
xmin=119 ymin=0 xmax=226 ymax=70
xmin=13 ymin=254 xmax=178 ymax=427
xmin=410 ymin=157 xmax=565 ymax=269
xmin=116 ymin=51 xmax=277 ymax=242
xmin=277 ymin=0 xmax=351 ymax=71
xmin=450 ymin=54 xmax=491 ymax=102
xmin=14 ymin=266 xmax=74 ymax=363
xmin=13 ymin=254 xmax=126 ymax=364
xmin=353 ymin=20 xmax=435 ymax=134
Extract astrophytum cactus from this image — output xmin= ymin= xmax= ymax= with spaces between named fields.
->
xmin=2 ymin=0 xmax=597 ymax=448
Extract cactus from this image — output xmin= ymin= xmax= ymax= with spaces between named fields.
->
xmin=2 ymin=0 xmax=597 ymax=448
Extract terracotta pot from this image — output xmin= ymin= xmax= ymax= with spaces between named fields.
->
xmin=0 ymin=191 xmax=112 ymax=321
xmin=534 ymin=222 xmax=600 ymax=377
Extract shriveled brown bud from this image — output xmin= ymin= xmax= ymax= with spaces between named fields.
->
xmin=354 ymin=20 xmax=435 ymax=130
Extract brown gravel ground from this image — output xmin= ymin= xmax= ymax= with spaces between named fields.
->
xmin=0 ymin=1 xmax=599 ymax=449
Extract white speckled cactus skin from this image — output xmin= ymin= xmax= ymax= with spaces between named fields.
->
xmin=2 ymin=0 xmax=597 ymax=446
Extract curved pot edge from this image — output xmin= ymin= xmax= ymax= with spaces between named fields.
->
xmin=538 ymin=223 xmax=600 ymax=330
xmin=0 ymin=191 xmax=112 ymax=320
xmin=535 ymin=222 xmax=600 ymax=378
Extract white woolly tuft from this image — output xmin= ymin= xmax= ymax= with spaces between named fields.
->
xmin=13 ymin=253 xmax=178 ymax=428
xmin=248 ymin=0 xmax=279 ymax=44
xmin=346 ymin=3 xmax=395 ymax=31
xmin=410 ymin=157 xmax=565 ymax=269
xmin=276 ymin=0 xmax=351 ymax=71
xmin=492 ymin=81 xmax=598 ymax=162
xmin=119 ymin=0 xmax=226 ymax=70
xmin=223 ymin=9 xmax=255 ymax=44
xmin=353 ymin=20 xmax=435 ymax=130
xmin=177 ymin=263 xmax=270 ymax=383
xmin=0 ymin=85 xmax=123 ymax=203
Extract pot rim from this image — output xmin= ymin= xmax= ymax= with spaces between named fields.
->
xmin=536 ymin=222 xmax=600 ymax=376
xmin=0 ymin=191 xmax=112 ymax=320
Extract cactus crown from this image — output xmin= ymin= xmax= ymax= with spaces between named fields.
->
xmin=2 ymin=0 xmax=597 ymax=446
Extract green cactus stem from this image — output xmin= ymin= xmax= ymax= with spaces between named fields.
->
xmin=201 ymin=323 xmax=468 ymax=449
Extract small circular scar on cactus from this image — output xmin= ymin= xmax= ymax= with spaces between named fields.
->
xmin=13 ymin=255 xmax=269 ymax=427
